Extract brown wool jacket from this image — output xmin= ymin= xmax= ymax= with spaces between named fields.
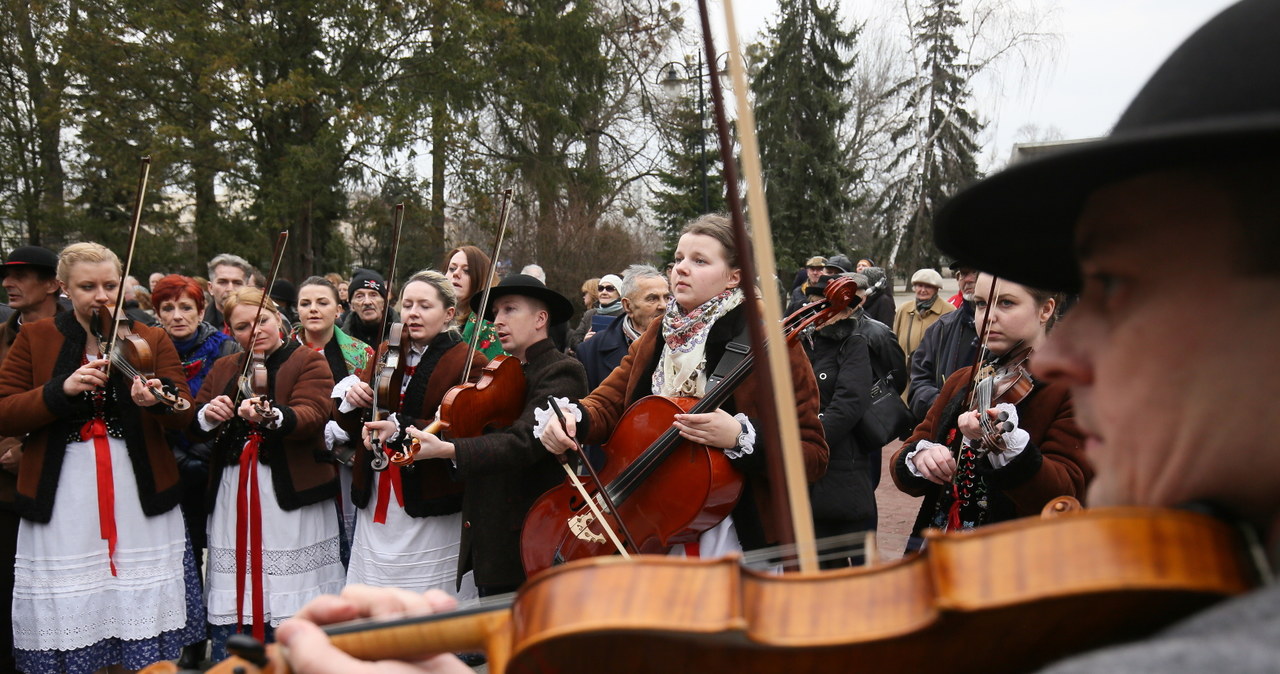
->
xmin=342 ymin=332 xmax=487 ymax=517
xmin=195 ymin=342 xmax=337 ymax=511
xmin=0 ymin=312 xmax=195 ymax=522
xmin=576 ymin=304 xmax=829 ymax=548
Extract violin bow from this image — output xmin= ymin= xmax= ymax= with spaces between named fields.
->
xmin=459 ymin=188 xmax=512 ymax=384
xmin=100 ymin=156 xmax=152 ymax=380
xmin=697 ymin=0 xmax=818 ymax=571
xmin=546 ymin=396 xmax=636 ymax=559
xmin=233 ymin=231 xmax=290 ymax=401
xmin=374 ymin=203 xmax=406 ymax=358
xmin=368 ymin=203 xmax=405 ymax=470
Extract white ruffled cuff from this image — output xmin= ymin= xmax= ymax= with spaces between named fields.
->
xmin=724 ymin=413 xmax=756 ymax=460
xmin=904 ymin=439 xmax=935 ymax=478
xmin=333 ymin=374 xmax=363 ymax=414
xmin=197 ymin=405 xmax=219 ymax=432
xmin=323 ymin=419 xmax=350 ymax=452
xmin=533 ymin=398 xmax=581 ymax=439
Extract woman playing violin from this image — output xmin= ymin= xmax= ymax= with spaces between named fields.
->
xmin=192 ymin=287 xmax=344 ymax=661
xmin=445 ymin=245 xmax=505 ymax=360
xmin=292 ymin=275 xmax=376 ymax=559
xmin=0 ymin=243 xmax=203 ymax=674
xmin=338 ymin=270 xmax=486 ymax=598
xmin=890 ymin=273 xmax=1090 ymax=550
xmin=539 ymin=214 xmax=828 ymax=558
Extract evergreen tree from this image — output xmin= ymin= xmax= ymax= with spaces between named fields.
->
xmin=751 ymin=0 xmax=862 ymax=270
xmin=880 ymin=0 xmax=983 ymax=273
xmin=651 ymin=85 xmax=725 ymax=261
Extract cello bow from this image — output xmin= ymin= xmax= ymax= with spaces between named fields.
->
xmin=696 ymin=0 xmax=819 ymax=572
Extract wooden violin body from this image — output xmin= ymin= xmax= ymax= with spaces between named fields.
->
xmin=93 ymin=306 xmax=190 ymax=410
xmin=388 ymin=354 xmax=525 ymax=465
xmin=520 ymin=394 xmax=743 ymax=575
xmin=172 ymin=507 xmax=1257 ymax=674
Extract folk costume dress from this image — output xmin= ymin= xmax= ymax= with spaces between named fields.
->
xmin=291 ymin=323 xmax=375 ymax=558
xmin=547 ymin=288 xmax=829 ymax=558
xmin=337 ymin=330 xmax=486 ymax=596
xmin=0 ymin=312 xmax=203 ymax=674
xmin=193 ymin=342 xmax=344 ymax=660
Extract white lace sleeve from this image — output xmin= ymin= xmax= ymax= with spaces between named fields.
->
xmin=323 ymin=419 xmax=350 ymax=452
xmin=333 ymin=374 xmax=363 ymax=414
xmin=197 ymin=405 xmax=219 ymax=432
xmin=533 ymin=398 xmax=581 ymax=439
xmin=723 ymin=413 xmax=757 ymax=460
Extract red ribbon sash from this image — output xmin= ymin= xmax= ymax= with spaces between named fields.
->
xmin=81 ymin=419 xmax=117 ymax=577
xmin=235 ymin=431 xmax=267 ymax=642
xmin=372 ymin=463 xmax=404 ymax=525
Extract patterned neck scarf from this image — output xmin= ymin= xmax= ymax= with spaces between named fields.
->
xmin=653 ymin=287 xmax=743 ymax=397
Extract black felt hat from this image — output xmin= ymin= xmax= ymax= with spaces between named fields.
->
xmin=2 ymin=246 xmax=58 ymax=277
xmin=471 ymin=274 xmax=574 ymax=325
xmin=934 ymin=0 xmax=1280 ymax=292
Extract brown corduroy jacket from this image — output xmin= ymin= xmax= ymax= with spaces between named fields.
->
xmin=194 ymin=341 xmax=337 ymax=510
xmin=0 ymin=311 xmax=195 ymax=522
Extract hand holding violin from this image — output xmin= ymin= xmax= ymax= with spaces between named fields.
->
xmin=363 ymin=419 xmax=399 ymax=451
xmin=238 ymin=397 xmax=278 ymax=426
xmin=403 ymin=426 xmax=453 ymax=461
xmin=129 ymin=375 xmax=166 ymax=407
xmin=275 ymin=585 xmax=470 ymax=674
xmin=63 ymin=358 xmax=109 ymax=396
xmin=958 ymin=402 xmax=1027 ymax=455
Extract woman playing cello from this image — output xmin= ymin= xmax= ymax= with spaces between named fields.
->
xmin=338 ymin=270 xmax=486 ymax=598
xmin=0 ymin=243 xmax=203 ymax=673
xmin=538 ymin=214 xmax=828 ymax=558
xmin=193 ymin=287 xmax=345 ymax=660
xmin=891 ymin=273 xmax=1090 ymax=550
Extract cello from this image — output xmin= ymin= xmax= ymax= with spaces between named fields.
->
xmin=520 ymin=278 xmax=857 ymax=574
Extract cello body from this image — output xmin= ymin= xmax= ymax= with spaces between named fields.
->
xmin=520 ymin=394 xmax=743 ymax=575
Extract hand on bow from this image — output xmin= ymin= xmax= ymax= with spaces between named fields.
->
xmin=63 ymin=358 xmax=109 ymax=396
xmin=911 ymin=442 xmax=957 ymax=485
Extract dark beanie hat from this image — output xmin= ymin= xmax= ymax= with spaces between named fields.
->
xmin=270 ymin=278 xmax=297 ymax=305
xmin=349 ymin=268 xmax=387 ymax=298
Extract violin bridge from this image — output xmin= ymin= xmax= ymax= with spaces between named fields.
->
xmin=568 ymin=513 xmax=606 ymax=545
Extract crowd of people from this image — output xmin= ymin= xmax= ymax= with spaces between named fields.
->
xmin=0 ymin=2 xmax=1277 ymax=672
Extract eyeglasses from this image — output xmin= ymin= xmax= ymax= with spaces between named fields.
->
xmin=598 ymin=285 xmax=616 ymax=292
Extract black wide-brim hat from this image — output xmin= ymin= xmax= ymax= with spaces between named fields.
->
xmin=471 ymin=273 xmax=574 ymax=325
xmin=2 ymin=245 xmax=58 ymax=277
xmin=934 ymin=0 xmax=1280 ymax=293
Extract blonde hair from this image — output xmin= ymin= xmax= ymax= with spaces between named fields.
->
xmin=57 ymin=242 xmax=122 ymax=284
xmin=222 ymin=286 xmax=281 ymax=323
xmin=403 ymin=269 xmax=457 ymax=311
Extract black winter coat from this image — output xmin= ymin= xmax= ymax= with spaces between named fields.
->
xmin=802 ymin=317 xmax=877 ymax=530
xmin=908 ymin=301 xmax=977 ymax=420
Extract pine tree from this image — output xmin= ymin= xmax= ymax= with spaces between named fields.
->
xmin=751 ymin=0 xmax=862 ymax=270
xmin=651 ymin=84 xmax=725 ymax=261
xmin=880 ymin=0 xmax=983 ymax=273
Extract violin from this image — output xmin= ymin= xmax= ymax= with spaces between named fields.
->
xmin=90 ymin=306 xmax=191 ymax=411
xmin=388 ymin=354 xmax=525 ymax=465
xmin=519 ymin=278 xmax=856 ymax=576
xmin=236 ymin=350 xmax=272 ymax=419
xmin=365 ymin=204 xmax=406 ymax=472
xmin=967 ymin=342 xmax=1036 ymax=451
xmin=155 ymin=506 xmax=1259 ymax=674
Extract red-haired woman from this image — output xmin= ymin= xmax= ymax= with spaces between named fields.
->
xmin=444 ymin=246 xmax=505 ymax=360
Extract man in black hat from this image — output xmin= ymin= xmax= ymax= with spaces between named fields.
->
xmin=933 ymin=1 xmax=1280 ymax=669
xmin=401 ymin=274 xmax=587 ymax=596
xmin=341 ymin=268 xmax=397 ymax=350
xmin=0 ymin=245 xmax=63 ymax=671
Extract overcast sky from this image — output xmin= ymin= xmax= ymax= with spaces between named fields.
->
xmin=707 ymin=0 xmax=1238 ymax=171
